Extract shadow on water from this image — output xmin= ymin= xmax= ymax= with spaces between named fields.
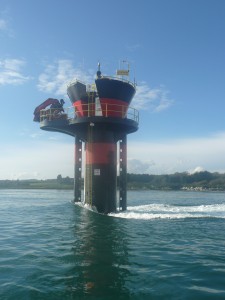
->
xmin=65 ymin=205 xmax=132 ymax=299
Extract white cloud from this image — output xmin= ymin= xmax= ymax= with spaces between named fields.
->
xmin=37 ymin=60 xmax=94 ymax=96
xmin=1 ymin=131 xmax=225 ymax=180
xmin=0 ymin=141 xmax=74 ymax=180
xmin=126 ymin=43 xmax=141 ymax=52
xmin=0 ymin=58 xmax=30 ymax=85
xmin=37 ymin=60 xmax=173 ymax=113
xmin=189 ymin=166 xmax=205 ymax=174
xmin=128 ymin=159 xmax=155 ymax=174
xmin=128 ymin=132 xmax=225 ymax=174
xmin=133 ymin=82 xmax=174 ymax=112
xmin=29 ymin=132 xmax=44 ymax=139
xmin=0 ymin=19 xmax=7 ymax=31
xmin=0 ymin=15 xmax=13 ymax=37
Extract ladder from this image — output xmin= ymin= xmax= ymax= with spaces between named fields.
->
xmin=85 ymin=92 xmax=95 ymax=205
xmin=87 ymin=91 xmax=95 ymax=116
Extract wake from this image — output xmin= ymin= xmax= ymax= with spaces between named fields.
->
xmin=109 ymin=203 xmax=225 ymax=220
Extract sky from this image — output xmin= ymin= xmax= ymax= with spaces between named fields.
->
xmin=1 ymin=0 xmax=225 ymax=179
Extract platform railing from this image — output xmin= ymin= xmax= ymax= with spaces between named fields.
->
xmin=40 ymin=103 xmax=139 ymax=124
xmin=40 ymin=108 xmax=68 ymax=122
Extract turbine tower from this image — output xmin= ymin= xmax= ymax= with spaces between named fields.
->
xmin=34 ymin=63 xmax=139 ymax=214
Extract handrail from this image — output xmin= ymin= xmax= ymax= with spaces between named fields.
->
xmin=40 ymin=108 xmax=68 ymax=122
xmin=40 ymin=104 xmax=139 ymax=124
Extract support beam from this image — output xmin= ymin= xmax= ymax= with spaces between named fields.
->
xmin=74 ymin=136 xmax=82 ymax=202
xmin=119 ymin=136 xmax=127 ymax=211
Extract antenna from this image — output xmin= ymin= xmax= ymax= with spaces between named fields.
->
xmin=97 ymin=61 xmax=101 ymax=78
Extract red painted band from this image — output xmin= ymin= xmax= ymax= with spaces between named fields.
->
xmin=86 ymin=143 xmax=117 ymax=164
xmin=73 ymin=100 xmax=95 ymax=117
xmin=99 ymin=98 xmax=128 ymax=117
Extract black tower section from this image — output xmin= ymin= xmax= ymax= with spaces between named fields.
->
xmin=38 ymin=66 xmax=139 ymax=214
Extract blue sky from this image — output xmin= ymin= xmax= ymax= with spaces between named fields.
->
xmin=1 ymin=0 xmax=225 ymax=179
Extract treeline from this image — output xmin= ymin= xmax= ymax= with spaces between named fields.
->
xmin=127 ymin=171 xmax=225 ymax=191
xmin=0 ymin=176 xmax=74 ymax=190
xmin=0 ymin=171 xmax=225 ymax=191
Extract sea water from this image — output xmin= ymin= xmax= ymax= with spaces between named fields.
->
xmin=0 ymin=189 xmax=225 ymax=299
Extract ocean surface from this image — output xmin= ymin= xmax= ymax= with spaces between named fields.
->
xmin=0 ymin=189 xmax=225 ymax=299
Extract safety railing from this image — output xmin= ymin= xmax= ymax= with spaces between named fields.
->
xmin=127 ymin=106 xmax=139 ymax=123
xmin=40 ymin=103 xmax=139 ymax=124
xmin=40 ymin=108 xmax=68 ymax=122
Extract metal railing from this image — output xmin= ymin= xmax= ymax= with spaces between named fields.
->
xmin=40 ymin=108 xmax=68 ymax=122
xmin=40 ymin=103 xmax=139 ymax=124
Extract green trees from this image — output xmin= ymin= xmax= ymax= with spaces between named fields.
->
xmin=0 ymin=172 xmax=225 ymax=190
xmin=127 ymin=171 xmax=225 ymax=190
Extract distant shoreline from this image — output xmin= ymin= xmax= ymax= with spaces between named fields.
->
xmin=1 ymin=171 xmax=225 ymax=191
xmin=0 ymin=187 xmax=224 ymax=192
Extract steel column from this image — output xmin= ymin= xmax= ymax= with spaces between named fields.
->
xmin=119 ymin=136 xmax=127 ymax=211
xmin=74 ymin=136 xmax=82 ymax=202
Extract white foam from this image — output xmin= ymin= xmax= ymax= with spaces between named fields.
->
xmin=74 ymin=202 xmax=98 ymax=213
xmin=74 ymin=201 xmax=225 ymax=220
xmin=109 ymin=203 xmax=225 ymax=220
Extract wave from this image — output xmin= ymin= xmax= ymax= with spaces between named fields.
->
xmin=109 ymin=203 xmax=225 ymax=220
